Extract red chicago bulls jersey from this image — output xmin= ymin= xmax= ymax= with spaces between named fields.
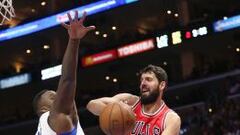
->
xmin=130 ymin=100 xmax=172 ymax=135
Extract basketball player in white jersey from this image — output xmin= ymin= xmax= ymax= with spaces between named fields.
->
xmin=33 ymin=11 xmax=95 ymax=135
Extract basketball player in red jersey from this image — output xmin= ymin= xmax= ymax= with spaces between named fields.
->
xmin=87 ymin=65 xmax=181 ymax=135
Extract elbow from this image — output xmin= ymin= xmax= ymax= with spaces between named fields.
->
xmin=86 ymin=100 xmax=104 ymax=116
xmin=86 ymin=100 xmax=95 ymax=112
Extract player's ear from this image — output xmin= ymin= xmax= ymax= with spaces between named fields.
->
xmin=159 ymin=81 xmax=166 ymax=91
xmin=38 ymin=106 xmax=49 ymax=116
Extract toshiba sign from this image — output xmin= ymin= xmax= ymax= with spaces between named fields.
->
xmin=82 ymin=49 xmax=117 ymax=67
xmin=117 ymin=39 xmax=155 ymax=58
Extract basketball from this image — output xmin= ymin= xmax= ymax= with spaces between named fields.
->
xmin=99 ymin=102 xmax=136 ymax=135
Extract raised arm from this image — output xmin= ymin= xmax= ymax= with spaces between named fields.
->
xmin=53 ymin=11 xmax=95 ymax=114
xmin=87 ymin=93 xmax=139 ymax=116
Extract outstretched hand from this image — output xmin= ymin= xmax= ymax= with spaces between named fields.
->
xmin=62 ymin=11 xmax=96 ymax=39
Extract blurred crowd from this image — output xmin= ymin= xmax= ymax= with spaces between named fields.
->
xmin=178 ymin=95 xmax=240 ymax=135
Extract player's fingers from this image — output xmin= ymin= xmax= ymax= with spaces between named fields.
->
xmin=85 ymin=25 xmax=96 ymax=32
xmin=67 ymin=12 xmax=73 ymax=22
xmin=61 ymin=22 xmax=69 ymax=29
xmin=74 ymin=10 xmax=78 ymax=21
xmin=79 ymin=11 xmax=87 ymax=23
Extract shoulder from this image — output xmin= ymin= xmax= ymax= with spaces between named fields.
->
xmin=165 ymin=111 xmax=181 ymax=127
xmin=161 ymin=111 xmax=181 ymax=135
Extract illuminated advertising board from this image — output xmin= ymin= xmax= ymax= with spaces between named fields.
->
xmin=156 ymin=34 xmax=169 ymax=48
xmin=0 ymin=0 xmax=138 ymax=42
xmin=117 ymin=39 xmax=155 ymax=58
xmin=213 ymin=14 xmax=240 ymax=32
xmin=183 ymin=26 xmax=208 ymax=40
xmin=41 ymin=65 xmax=62 ymax=80
xmin=192 ymin=26 xmax=208 ymax=37
xmin=82 ymin=49 xmax=118 ymax=67
xmin=0 ymin=73 xmax=31 ymax=89
xmin=171 ymin=31 xmax=182 ymax=45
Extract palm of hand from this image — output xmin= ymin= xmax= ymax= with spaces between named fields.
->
xmin=68 ymin=22 xmax=88 ymax=39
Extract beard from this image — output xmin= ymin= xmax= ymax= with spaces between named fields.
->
xmin=140 ymin=87 xmax=160 ymax=105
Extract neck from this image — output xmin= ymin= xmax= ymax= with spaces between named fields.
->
xmin=143 ymin=97 xmax=163 ymax=114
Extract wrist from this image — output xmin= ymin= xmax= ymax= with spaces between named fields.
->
xmin=69 ymin=38 xmax=80 ymax=45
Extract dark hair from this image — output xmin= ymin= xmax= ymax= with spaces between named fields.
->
xmin=32 ymin=90 xmax=48 ymax=114
xmin=139 ymin=64 xmax=168 ymax=83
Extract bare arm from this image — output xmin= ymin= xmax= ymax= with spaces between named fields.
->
xmin=53 ymin=38 xmax=79 ymax=114
xmin=161 ymin=112 xmax=181 ymax=135
xmin=87 ymin=93 xmax=139 ymax=116
xmin=52 ymin=11 xmax=95 ymax=114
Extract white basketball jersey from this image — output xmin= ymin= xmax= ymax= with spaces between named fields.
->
xmin=35 ymin=111 xmax=85 ymax=135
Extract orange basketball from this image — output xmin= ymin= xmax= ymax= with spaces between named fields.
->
xmin=99 ymin=102 xmax=136 ymax=135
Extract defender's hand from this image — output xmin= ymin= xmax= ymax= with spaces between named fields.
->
xmin=62 ymin=11 xmax=95 ymax=39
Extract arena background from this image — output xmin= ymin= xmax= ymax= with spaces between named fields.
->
xmin=0 ymin=0 xmax=240 ymax=134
